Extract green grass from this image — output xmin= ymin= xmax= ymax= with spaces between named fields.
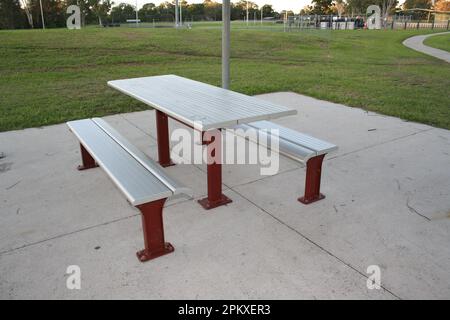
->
xmin=424 ymin=32 xmax=450 ymax=52
xmin=0 ymin=26 xmax=449 ymax=132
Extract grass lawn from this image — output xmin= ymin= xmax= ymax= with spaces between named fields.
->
xmin=424 ymin=32 xmax=450 ymax=52
xmin=0 ymin=26 xmax=449 ymax=132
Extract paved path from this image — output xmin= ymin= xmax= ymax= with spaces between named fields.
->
xmin=1 ymin=92 xmax=450 ymax=299
xmin=403 ymin=32 xmax=450 ymax=63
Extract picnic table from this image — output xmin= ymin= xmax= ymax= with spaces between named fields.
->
xmin=108 ymin=75 xmax=297 ymax=210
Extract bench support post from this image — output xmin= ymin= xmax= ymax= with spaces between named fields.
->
xmin=136 ymin=198 xmax=174 ymax=262
xmin=298 ymin=154 xmax=326 ymax=205
xmin=156 ymin=110 xmax=175 ymax=167
xmin=77 ymin=144 xmax=99 ymax=170
xmin=198 ymin=130 xmax=232 ymax=210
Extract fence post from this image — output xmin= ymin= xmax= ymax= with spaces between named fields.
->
xmin=447 ymin=20 xmax=449 ymax=30
xmin=391 ymin=20 xmax=394 ymax=30
xmin=432 ymin=18 xmax=435 ymax=30
xmin=404 ymin=21 xmax=407 ymax=29
xmin=417 ymin=20 xmax=420 ymax=29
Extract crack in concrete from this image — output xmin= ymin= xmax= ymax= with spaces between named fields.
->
xmin=229 ymin=187 xmax=402 ymax=300
xmin=5 ymin=180 xmax=21 ymax=190
xmin=406 ymin=197 xmax=431 ymax=222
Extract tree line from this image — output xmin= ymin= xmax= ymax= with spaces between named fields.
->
xmin=1 ymin=0 xmax=448 ymax=29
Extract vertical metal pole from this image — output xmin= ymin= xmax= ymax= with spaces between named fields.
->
xmin=155 ymin=110 xmax=174 ymax=167
xmin=179 ymin=2 xmax=182 ymax=26
xmin=175 ymin=0 xmax=179 ymax=28
xmin=135 ymin=0 xmax=138 ymax=27
xmin=222 ymin=0 xmax=230 ymax=90
xmin=39 ymin=0 xmax=45 ymax=29
xmin=261 ymin=7 xmax=263 ymax=26
xmin=246 ymin=1 xmax=249 ymax=26
xmin=197 ymin=130 xmax=232 ymax=210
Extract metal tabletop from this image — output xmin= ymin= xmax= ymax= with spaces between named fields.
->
xmin=108 ymin=75 xmax=297 ymax=131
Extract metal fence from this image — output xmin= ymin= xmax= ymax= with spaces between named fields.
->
xmin=110 ymin=14 xmax=450 ymax=31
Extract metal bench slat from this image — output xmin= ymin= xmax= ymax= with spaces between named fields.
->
xmin=67 ymin=119 xmax=173 ymax=206
xmin=246 ymin=120 xmax=338 ymax=156
xmin=92 ymin=118 xmax=193 ymax=199
xmin=233 ymin=124 xmax=315 ymax=162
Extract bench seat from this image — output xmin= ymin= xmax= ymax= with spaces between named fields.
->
xmin=67 ymin=118 xmax=192 ymax=262
xmin=234 ymin=120 xmax=338 ymax=204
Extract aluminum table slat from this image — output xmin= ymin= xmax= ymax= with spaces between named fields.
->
xmin=108 ymin=75 xmax=297 ymax=131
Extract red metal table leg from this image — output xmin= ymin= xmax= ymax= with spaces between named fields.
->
xmin=77 ymin=144 xmax=99 ymax=170
xmin=198 ymin=130 xmax=232 ymax=210
xmin=156 ymin=110 xmax=175 ymax=167
xmin=136 ymin=198 xmax=174 ymax=262
xmin=298 ymin=154 xmax=326 ymax=205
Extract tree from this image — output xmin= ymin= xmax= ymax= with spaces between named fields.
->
xmin=261 ymin=4 xmax=275 ymax=18
xmin=203 ymin=0 xmax=221 ymax=21
xmin=347 ymin=0 xmax=398 ymax=20
xmin=89 ymin=0 xmax=113 ymax=26
xmin=0 ymin=0 xmax=26 ymax=29
xmin=334 ymin=0 xmax=347 ymax=16
xmin=434 ymin=0 xmax=450 ymax=11
xmin=310 ymin=0 xmax=334 ymax=15
xmin=110 ymin=2 xmax=136 ymax=22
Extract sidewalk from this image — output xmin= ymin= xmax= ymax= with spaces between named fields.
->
xmin=403 ymin=32 xmax=450 ymax=63
xmin=1 ymin=92 xmax=449 ymax=299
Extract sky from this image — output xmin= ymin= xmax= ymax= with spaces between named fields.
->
xmin=122 ymin=1 xmax=312 ymax=13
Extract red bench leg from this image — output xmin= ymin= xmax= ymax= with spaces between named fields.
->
xmin=298 ymin=154 xmax=326 ymax=205
xmin=136 ymin=198 xmax=174 ymax=262
xmin=198 ymin=129 xmax=232 ymax=210
xmin=156 ymin=110 xmax=175 ymax=167
xmin=77 ymin=144 xmax=99 ymax=170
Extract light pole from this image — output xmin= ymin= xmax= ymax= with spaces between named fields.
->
xmin=246 ymin=1 xmax=249 ymax=26
xmin=39 ymin=0 xmax=45 ymax=29
xmin=179 ymin=1 xmax=183 ymax=26
xmin=175 ymin=0 xmax=179 ymax=28
xmin=261 ymin=7 xmax=263 ymax=26
xmin=135 ymin=0 xmax=138 ymax=27
xmin=222 ymin=0 xmax=231 ymax=89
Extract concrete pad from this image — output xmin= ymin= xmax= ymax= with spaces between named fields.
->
xmin=255 ymin=92 xmax=431 ymax=159
xmin=1 ymin=91 xmax=449 ymax=299
xmin=234 ymin=126 xmax=450 ymax=299
xmin=0 ymin=189 xmax=393 ymax=299
xmin=0 ymin=121 xmax=216 ymax=253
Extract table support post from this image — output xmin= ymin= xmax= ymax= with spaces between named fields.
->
xmin=156 ymin=110 xmax=175 ymax=167
xmin=298 ymin=154 xmax=326 ymax=204
xmin=198 ymin=129 xmax=232 ymax=210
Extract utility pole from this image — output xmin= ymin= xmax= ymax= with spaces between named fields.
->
xmin=179 ymin=2 xmax=183 ymax=26
xmin=222 ymin=0 xmax=231 ymax=89
xmin=175 ymin=0 xmax=179 ymax=28
xmin=39 ymin=0 xmax=45 ymax=29
xmin=246 ymin=1 xmax=249 ymax=26
xmin=261 ymin=7 xmax=263 ymax=26
xmin=135 ymin=0 xmax=138 ymax=27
